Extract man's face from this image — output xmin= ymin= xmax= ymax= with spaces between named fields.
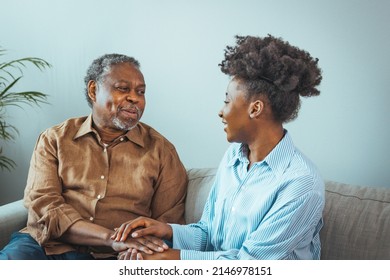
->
xmin=89 ymin=63 xmax=146 ymax=132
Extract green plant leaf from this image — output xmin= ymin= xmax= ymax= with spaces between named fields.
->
xmin=0 ymin=120 xmax=18 ymax=141
xmin=0 ymin=76 xmax=22 ymax=97
xmin=0 ymin=152 xmax=17 ymax=172
xmin=0 ymin=91 xmax=49 ymax=108
xmin=0 ymin=47 xmax=51 ymax=171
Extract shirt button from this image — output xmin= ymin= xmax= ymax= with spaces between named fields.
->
xmin=120 ymin=137 xmax=124 ymax=141
xmin=97 ymin=195 xmax=102 ymax=199
xmin=89 ymin=217 xmax=94 ymax=221
xmin=100 ymin=175 xmax=105 ymax=180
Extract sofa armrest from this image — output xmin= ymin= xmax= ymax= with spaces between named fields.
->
xmin=0 ymin=199 xmax=28 ymax=249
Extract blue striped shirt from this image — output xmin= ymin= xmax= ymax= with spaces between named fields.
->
xmin=171 ymin=131 xmax=325 ymax=260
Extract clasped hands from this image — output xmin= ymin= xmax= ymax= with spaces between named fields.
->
xmin=110 ymin=217 xmax=179 ymax=260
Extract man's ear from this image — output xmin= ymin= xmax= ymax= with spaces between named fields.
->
xmin=249 ymin=100 xmax=264 ymax=119
xmin=87 ymin=80 xmax=97 ymax=103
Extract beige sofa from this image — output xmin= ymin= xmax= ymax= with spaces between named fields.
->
xmin=1 ymin=167 xmax=390 ymax=259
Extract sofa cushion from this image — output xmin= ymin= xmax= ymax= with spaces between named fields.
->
xmin=185 ymin=168 xmax=217 ymax=224
xmin=0 ymin=199 xmax=28 ymax=249
xmin=321 ymin=181 xmax=390 ymax=259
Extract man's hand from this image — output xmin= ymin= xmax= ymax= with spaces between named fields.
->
xmin=111 ymin=235 xmax=168 ymax=254
xmin=117 ymin=248 xmax=181 ymax=260
xmin=111 ymin=217 xmax=173 ymax=242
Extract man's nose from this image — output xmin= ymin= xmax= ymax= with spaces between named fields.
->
xmin=126 ymin=91 xmax=138 ymax=103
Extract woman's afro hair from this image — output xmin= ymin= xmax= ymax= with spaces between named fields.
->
xmin=219 ymin=35 xmax=322 ymax=122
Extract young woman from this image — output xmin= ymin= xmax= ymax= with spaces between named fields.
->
xmin=112 ymin=34 xmax=324 ymax=260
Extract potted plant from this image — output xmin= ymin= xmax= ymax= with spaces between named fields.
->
xmin=0 ymin=47 xmax=51 ymax=171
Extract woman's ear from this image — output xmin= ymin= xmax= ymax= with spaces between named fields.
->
xmin=87 ymin=80 xmax=97 ymax=103
xmin=249 ymin=100 xmax=264 ymax=119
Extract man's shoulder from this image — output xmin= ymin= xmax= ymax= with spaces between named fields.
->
xmin=138 ymin=122 xmax=175 ymax=148
xmin=44 ymin=116 xmax=88 ymax=136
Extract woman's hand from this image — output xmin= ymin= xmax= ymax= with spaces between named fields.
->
xmin=111 ymin=217 xmax=173 ymax=242
xmin=111 ymin=235 xmax=167 ymax=254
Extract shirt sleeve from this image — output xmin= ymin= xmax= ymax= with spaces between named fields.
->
xmin=238 ymin=187 xmax=324 ymax=260
xmin=173 ymin=176 xmax=324 ymax=260
xmin=170 ymin=179 xmax=222 ymax=258
xmin=150 ymin=143 xmax=188 ymax=224
xmin=24 ymin=131 xmax=83 ymax=245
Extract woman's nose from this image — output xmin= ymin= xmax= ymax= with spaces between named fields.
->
xmin=218 ymin=109 xmax=223 ymax=118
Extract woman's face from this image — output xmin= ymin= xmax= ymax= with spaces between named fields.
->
xmin=218 ymin=78 xmax=252 ymax=143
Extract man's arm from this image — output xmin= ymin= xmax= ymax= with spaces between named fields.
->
xmin=24 ymin=131 xmax=84 ymax=245
xmin=150 ymin=144 xmax=188 ymax=224
xmin=60 ymin=220 xmax=166 ymax=254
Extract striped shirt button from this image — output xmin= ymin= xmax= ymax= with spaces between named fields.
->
xmin=100 ymin=175 xmax=105 ymax=180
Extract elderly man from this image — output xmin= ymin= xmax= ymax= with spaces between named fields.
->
xmin=0 ymin=54 xmax=188 ymax=260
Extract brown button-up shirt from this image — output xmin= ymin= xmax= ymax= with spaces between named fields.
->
xmin=22 ymin=115 xmax=188 ymax=255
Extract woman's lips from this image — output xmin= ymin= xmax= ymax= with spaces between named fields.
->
xmin=222 ymin=121 xmax=227 ymax=131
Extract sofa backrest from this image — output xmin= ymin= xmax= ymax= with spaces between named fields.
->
xmin=185 ymin=168 xmax=390 ymax=260
xmin=321 ymin=180 xmax=390 ymax=260
xmin=185 ymin=168 xmax=218 ymax=224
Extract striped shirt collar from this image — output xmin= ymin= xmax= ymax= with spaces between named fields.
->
xmin=227 ymin=130 xmax=296 ymax=177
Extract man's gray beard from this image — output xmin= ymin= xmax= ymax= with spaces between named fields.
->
xmin=112 ymin=117 xmax=138 ymax=131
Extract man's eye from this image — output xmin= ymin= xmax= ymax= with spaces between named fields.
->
xmin=116 ymin=87 xmax=129 ymax=92
xmin=137 ymin=90 xmax=146 ymax=95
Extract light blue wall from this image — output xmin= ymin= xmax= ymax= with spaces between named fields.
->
xmin=1 ymin=0 xmax=389 ymax=205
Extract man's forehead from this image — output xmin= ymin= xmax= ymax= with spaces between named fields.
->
xmin=102 ymin=63 xmax=144 ymax=81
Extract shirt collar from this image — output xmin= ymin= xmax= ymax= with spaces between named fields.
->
xmin=123 ymin=124 xmax=145 ymax=147
xmin=73 ymin=114 xmax=145 ymax=147
xmin=264 ymin=130 xmax=295 ymax=177
xmin=73 ymin=114 xmax=94 ymax=139
xmin=227 ymin=130 xmax=296 ymax=177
